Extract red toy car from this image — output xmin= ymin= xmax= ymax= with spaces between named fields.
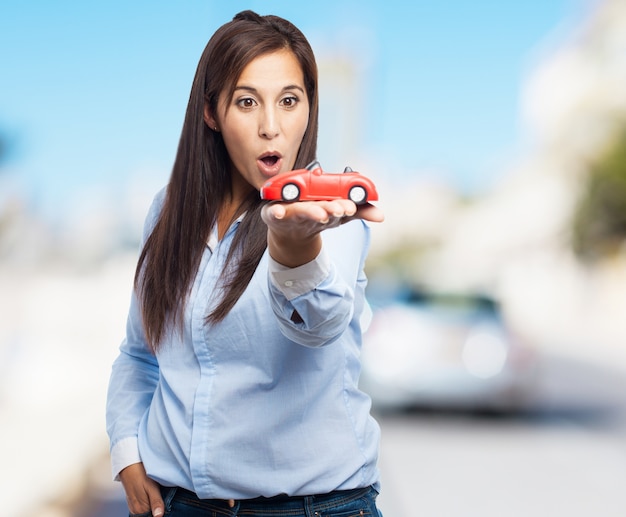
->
xmin=260 ymin=161 xmax=378 ymax=204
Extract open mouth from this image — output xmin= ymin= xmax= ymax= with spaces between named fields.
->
xmin=257 ymin=151 xmax=283 ymax=177
xmin=258 ymin=153 xmax=283 ymax=178
xmin=261 ymin=155 xmax=280 ymax=167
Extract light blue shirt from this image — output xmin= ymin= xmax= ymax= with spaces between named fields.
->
xmin=106 ymin=189 xmax=381 ymax=499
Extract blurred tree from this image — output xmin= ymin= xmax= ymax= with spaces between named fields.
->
xmin=572 ymin=124 xmax=626 ymax=261
xmin=0 ymin=128 xmax=15 ymax=170
xmin=0 ymin=133 xmax=6 ymax=166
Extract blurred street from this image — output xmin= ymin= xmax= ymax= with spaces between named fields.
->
xmin=375 ymin=355 xmax=626 ymax=517
xmin=66 ymin=352 xmax=626 ymax=517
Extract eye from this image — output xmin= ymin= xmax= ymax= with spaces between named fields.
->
xmin=280 ymin=95 xmax=299 ymax=108
xmin=236 ymin=97 xmax=257 ymax=109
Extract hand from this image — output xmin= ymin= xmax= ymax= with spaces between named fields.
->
xmin=119 ymin=462 xmax=164 ymax=517
xmin=261 ymin=200 xmax=384 ymax=267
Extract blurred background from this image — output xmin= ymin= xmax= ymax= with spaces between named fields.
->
xmin=2 ymin=0 xmax=626 ymax=516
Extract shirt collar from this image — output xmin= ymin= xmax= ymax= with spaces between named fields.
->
xmin=207 ymin=212 xmax=246 ymax=252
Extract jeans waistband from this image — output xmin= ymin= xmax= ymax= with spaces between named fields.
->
xmin=163 ymin=485 xmax=376 ymax=514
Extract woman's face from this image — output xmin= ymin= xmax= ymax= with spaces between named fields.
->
xmin=206 ymin=49 xmax=310 ymax=193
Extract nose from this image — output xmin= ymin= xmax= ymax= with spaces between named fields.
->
xmin=259 ymin=107 xmax=279 ymax=139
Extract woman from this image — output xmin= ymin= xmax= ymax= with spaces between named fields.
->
xmin=106 ymin=10 xmax=384 ymax=517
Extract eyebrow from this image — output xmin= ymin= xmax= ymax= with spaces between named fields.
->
xmin=233 ymin=84 xmax=306 ymax=95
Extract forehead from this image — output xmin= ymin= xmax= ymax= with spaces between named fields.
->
xmin=236 ymin=49 xmax=305 ymax=90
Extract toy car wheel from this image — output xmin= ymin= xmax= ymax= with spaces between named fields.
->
xmin=348 ymin=186 xmax=367 ymax=204
xmin=281 ymin=183 xmax=300 ymax=201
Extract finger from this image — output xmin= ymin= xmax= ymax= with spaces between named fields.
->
xmin=261 ymin=202 xmax=286 ymax=223
xmin=269 ymin=203 xmax=287 ymax=220
xmin=335 ymin=199 xmax=357 ymax=217
xmin=310 ymin=199 xmax=355 ymax=218
xmin=308 ymin=200 xmax=356 ymax=222
xmin=357 ymin=203 xmax=384 ymax=222
xmin=126 ymin=493 xmax=152 ymax=516
xmin=344 ymin=203 xmax=385 ymax=224
xmin=146 ymin=481 xmax=165 ymax=517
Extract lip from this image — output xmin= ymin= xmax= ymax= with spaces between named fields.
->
xmin=257 ymin=151 xmax=283 ymax=178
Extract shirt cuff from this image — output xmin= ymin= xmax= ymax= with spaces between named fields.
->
xmin=110 ymin=436 xmax=142 ymax=481
xmin=269 ymin=248 xmax=330 ymax=300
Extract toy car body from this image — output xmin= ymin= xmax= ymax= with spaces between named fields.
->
xmin=260 ymin=161 xmax=378 ymax=204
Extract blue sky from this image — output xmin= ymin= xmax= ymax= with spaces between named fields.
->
xmin=0 ymin=0 xmax=586 ymax=221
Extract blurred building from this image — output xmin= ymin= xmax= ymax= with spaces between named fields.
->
xmin=368 ymin=0 xmax=626 ymax=365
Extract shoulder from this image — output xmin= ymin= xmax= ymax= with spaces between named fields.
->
xmin=141 ymin=186 xmax=168 ymax=242
xmin=321 ymin=220 xmax=371 ymax=272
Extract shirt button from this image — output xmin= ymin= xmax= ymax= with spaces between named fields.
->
xmin=284 ymin=280 xmax=294 ymax=287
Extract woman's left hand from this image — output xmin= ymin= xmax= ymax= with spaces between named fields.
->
xmin=261 ymin=200 xmax=384 ymax=267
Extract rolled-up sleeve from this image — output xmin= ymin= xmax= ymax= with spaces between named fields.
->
xmin=269 ymin=248 xmax=330 ymax=300
xmin=267 ymin=221 xmax=370 ymax=348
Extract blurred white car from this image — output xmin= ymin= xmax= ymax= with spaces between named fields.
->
xmin=360 ymin=290 xmax=539 ymax=412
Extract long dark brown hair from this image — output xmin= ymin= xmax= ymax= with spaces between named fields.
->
xmin=135 ymin=10 xmax=319 ymax=350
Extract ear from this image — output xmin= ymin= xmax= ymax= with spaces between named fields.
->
xmin=203 ymin=104 xmax=219 ymax=131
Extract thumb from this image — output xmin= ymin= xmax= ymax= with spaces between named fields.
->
xmin=145 ymin=481 xmax=165 ymax=517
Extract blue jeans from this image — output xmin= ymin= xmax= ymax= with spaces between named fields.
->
xmin=130 ymin=484 xmax=383 ymax=516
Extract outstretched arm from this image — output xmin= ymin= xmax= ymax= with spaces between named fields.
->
xmin=262 ymin=199 xmax=383 ymax=347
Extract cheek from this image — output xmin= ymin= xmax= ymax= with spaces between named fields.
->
xmin=220 ymin=137 xmax=250 ymax=174
xmin=221 ymin=127 xmax=248 ymax=156
xmin=291 ymin=113 xmax=310 ymax=144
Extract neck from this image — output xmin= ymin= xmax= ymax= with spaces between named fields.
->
xmin=217 ymin=165 xmax=255 ymax=239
